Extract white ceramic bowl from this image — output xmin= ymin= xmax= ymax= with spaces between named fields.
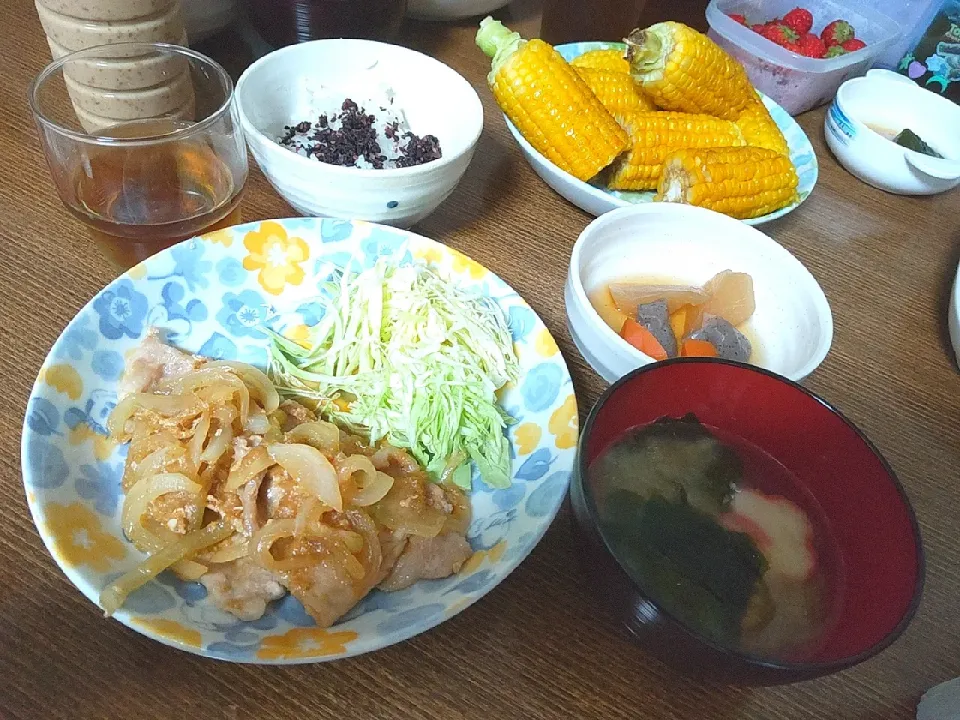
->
xmin=565 ymin=204 xmax=833 ymax=383
xmin=825 ymin=69 xmax=960 ymax=196
xmin=235 ymin=39 xmax=483 ymax=227
xmin=407 ymin=0 xmax=511 ymax=20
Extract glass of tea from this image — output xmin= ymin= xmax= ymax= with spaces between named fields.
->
xmin=29 ymin=42 xmax=248 ymax=269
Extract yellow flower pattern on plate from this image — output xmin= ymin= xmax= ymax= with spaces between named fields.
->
xmin=242 ymin=221 xmax=310 ymax=296
xmin=459 ymin=540 xmax=508 ymax=576
xmin=283 ymin=323 xmax=312 ymax=348
xmin=69 ymin=423 xmax=118 ymax=462
xmin=257 ymin=627 xmax=358 ymax=661
xmin=548 ymin=393 xmax=579 ymax=450
xmin=131 ymin=618 xmax=202 ymax=649
xmin=413 ymin=246 xmax=446 ymax=267
xmin=44 ymin=502 xmax=126 ymax=573
xmin=43 ymin=364 xmax=83 ymax=400
xmin=534 ymin=329 xmax=559 ymax=357
xmin=449 ymin=248 xmax=488 ymax=280
xmin=514 ymin=423 xmax=542 ymax=456
xmin=201 ymin=228 xmax=234 ymax=247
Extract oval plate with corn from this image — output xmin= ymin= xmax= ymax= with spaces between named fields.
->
xmin=477 ymin=20 xmax=817 ymax=226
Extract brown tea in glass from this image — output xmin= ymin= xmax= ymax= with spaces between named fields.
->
xmin=29 ymin=43 xmax=248 ymax=269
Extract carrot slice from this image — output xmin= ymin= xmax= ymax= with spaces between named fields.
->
xmin=620 ymin=319 xmax=668 ymax=361
xmin=680 ymin=339 xmax=719 ymax=358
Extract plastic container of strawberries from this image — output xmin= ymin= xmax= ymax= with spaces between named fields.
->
xmin=705 ymin=0 xmax=900 ymax=115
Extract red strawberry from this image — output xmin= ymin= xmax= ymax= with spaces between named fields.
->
xmin=728 ymin=13 xmax=748 ymax=25
xmin=795 ymin=32 xmax=826 ymax=58
xmin=751 ymin=23 xmax=768 ymax=33
xmin=823 ymin=44 xmax=847 ymax=58
xmin=821 ymin=20 xmax=855 ymax=47
xmin=783 ymin=7 xmax=814 ymax=35
xmin=761 ymin=23 xmax=799 ymax=49
xmin=841 ymin=38 xmax=867 ymax=51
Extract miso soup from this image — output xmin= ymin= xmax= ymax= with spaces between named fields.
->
xmin=590 ymin=414 xmax=842 ymax=661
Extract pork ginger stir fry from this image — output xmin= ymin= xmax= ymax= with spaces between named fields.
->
xmin=101 ymin=332 xmax=472 ymax=625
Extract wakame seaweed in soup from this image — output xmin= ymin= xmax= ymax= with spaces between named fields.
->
xmin=591 ymin=415 xmax=835 ymax=660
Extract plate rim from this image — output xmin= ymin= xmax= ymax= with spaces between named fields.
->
xmin=20 ymin=216 xmax=578 ymax=663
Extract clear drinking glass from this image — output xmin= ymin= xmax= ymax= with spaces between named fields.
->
xmin=29 ymin=42 xmax=248 ymax=269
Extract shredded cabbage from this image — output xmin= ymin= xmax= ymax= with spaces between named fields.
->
xmin=267 ymin=259 xmax=520 ymax=490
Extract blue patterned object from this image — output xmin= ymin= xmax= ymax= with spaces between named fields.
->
xmin=503 ymin=41 xmax=819 ymax=226
xmin=20 ymin=218 xmax=578 ymax=664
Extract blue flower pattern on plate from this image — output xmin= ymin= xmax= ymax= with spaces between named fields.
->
xmin=217 ymin=257 xmax=246 ymax=287
xmin=20 ymin=218 xmax=578 ymax=664
xmin=217 ymin=289 xmax=269 ymax=339
xmin=166 ymin=242 xmax=212 ymax=291
xmin=75 ymin=460 xmax=124 ymax=516
xmin=92 ymin=279 xmax=148 ymax=340
xmin=55 ymin=315 xmax=97 ymax=361
xmin=91 ymin=350 xmax=125 ymax=381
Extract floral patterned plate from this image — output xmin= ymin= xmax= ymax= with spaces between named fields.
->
xmin=21 ymin=218 xmax=578 ymax=663
xmin=503 ymin=42 xmax=819 ymax=225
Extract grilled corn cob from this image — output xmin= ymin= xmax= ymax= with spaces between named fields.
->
xmin=575 ymin=67 xmax=656 ymax=115
xmin=736 ymin=100 xmax=790 ymax=156
xmin=624 ymin=22 xmax=757 ymax=120
xmin=655 ymin=147 xmax=799 ymax=219
xmin=571 ymin=48 xmax=631 ymax=74
xmin=607 ymin=112 xmax=745 ymax=191
xmin=477 ymin=18 xmax=628 ymax=181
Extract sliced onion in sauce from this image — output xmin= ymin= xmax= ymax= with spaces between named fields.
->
xmin=108 ymin=394 xmax=204 ymax=436
xmin=122 ymin=473 xmax=203 ymax=548
xmin=286 ymin=421 xmax=341 ymax=454
xmin=267 ymin=443 xmax=342 ymax=512
xmin=100 ymin=519 xmax=233 ymax=616
xmin=188 ymin=411 xmax=212 ymax=467
xmin=351 ymin=470 xmax=394 ymax=508
xmin=206 ymin=360 xmax=280 ymax=413
xmin=223 ymin=446 xmax=275 ymax=492
xmin=244 ymin=407 xmax=271 ymax=434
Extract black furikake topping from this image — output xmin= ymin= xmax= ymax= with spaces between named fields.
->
xmin=278 ymin=99 xmax=442 ymax=170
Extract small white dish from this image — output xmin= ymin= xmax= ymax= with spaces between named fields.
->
xmin=950 ymin=262 xmax=960 ymax=367
xmin=565 ymin=203 xmax=833 ymax=383
xmin=825 ymin=69 xmax=960 ymax=195
xmin=234 ymin=39 xmax=483 ymax=228
xmin=406 ymin=0 xmax=511 ymax=20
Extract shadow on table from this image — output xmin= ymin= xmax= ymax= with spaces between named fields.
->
xmin=456 ymin=509 xmax=757 ymax=719
xmin=936 ymin=230 xmax=960 ymax=366
xmin=399 ymin=0 xmax=541 ymax=57
xmin=414 ymin=127 xmax=521 ymax=238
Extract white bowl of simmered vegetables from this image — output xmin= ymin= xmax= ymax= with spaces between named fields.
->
xmin=571 ymin=360 xmax=924 ymax=684
xmin=565 ymin=203 xmax=833 ymax=383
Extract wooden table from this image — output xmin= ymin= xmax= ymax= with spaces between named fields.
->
xmin=3 ymin=1 xmax=959 ymax=718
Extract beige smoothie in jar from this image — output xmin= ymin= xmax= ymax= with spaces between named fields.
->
xmin=34 ymin=0 xmax=193 ymax=133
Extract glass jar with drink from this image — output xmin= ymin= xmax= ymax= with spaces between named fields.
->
xmin=29 ymin=42 xmax=248 ymax=269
